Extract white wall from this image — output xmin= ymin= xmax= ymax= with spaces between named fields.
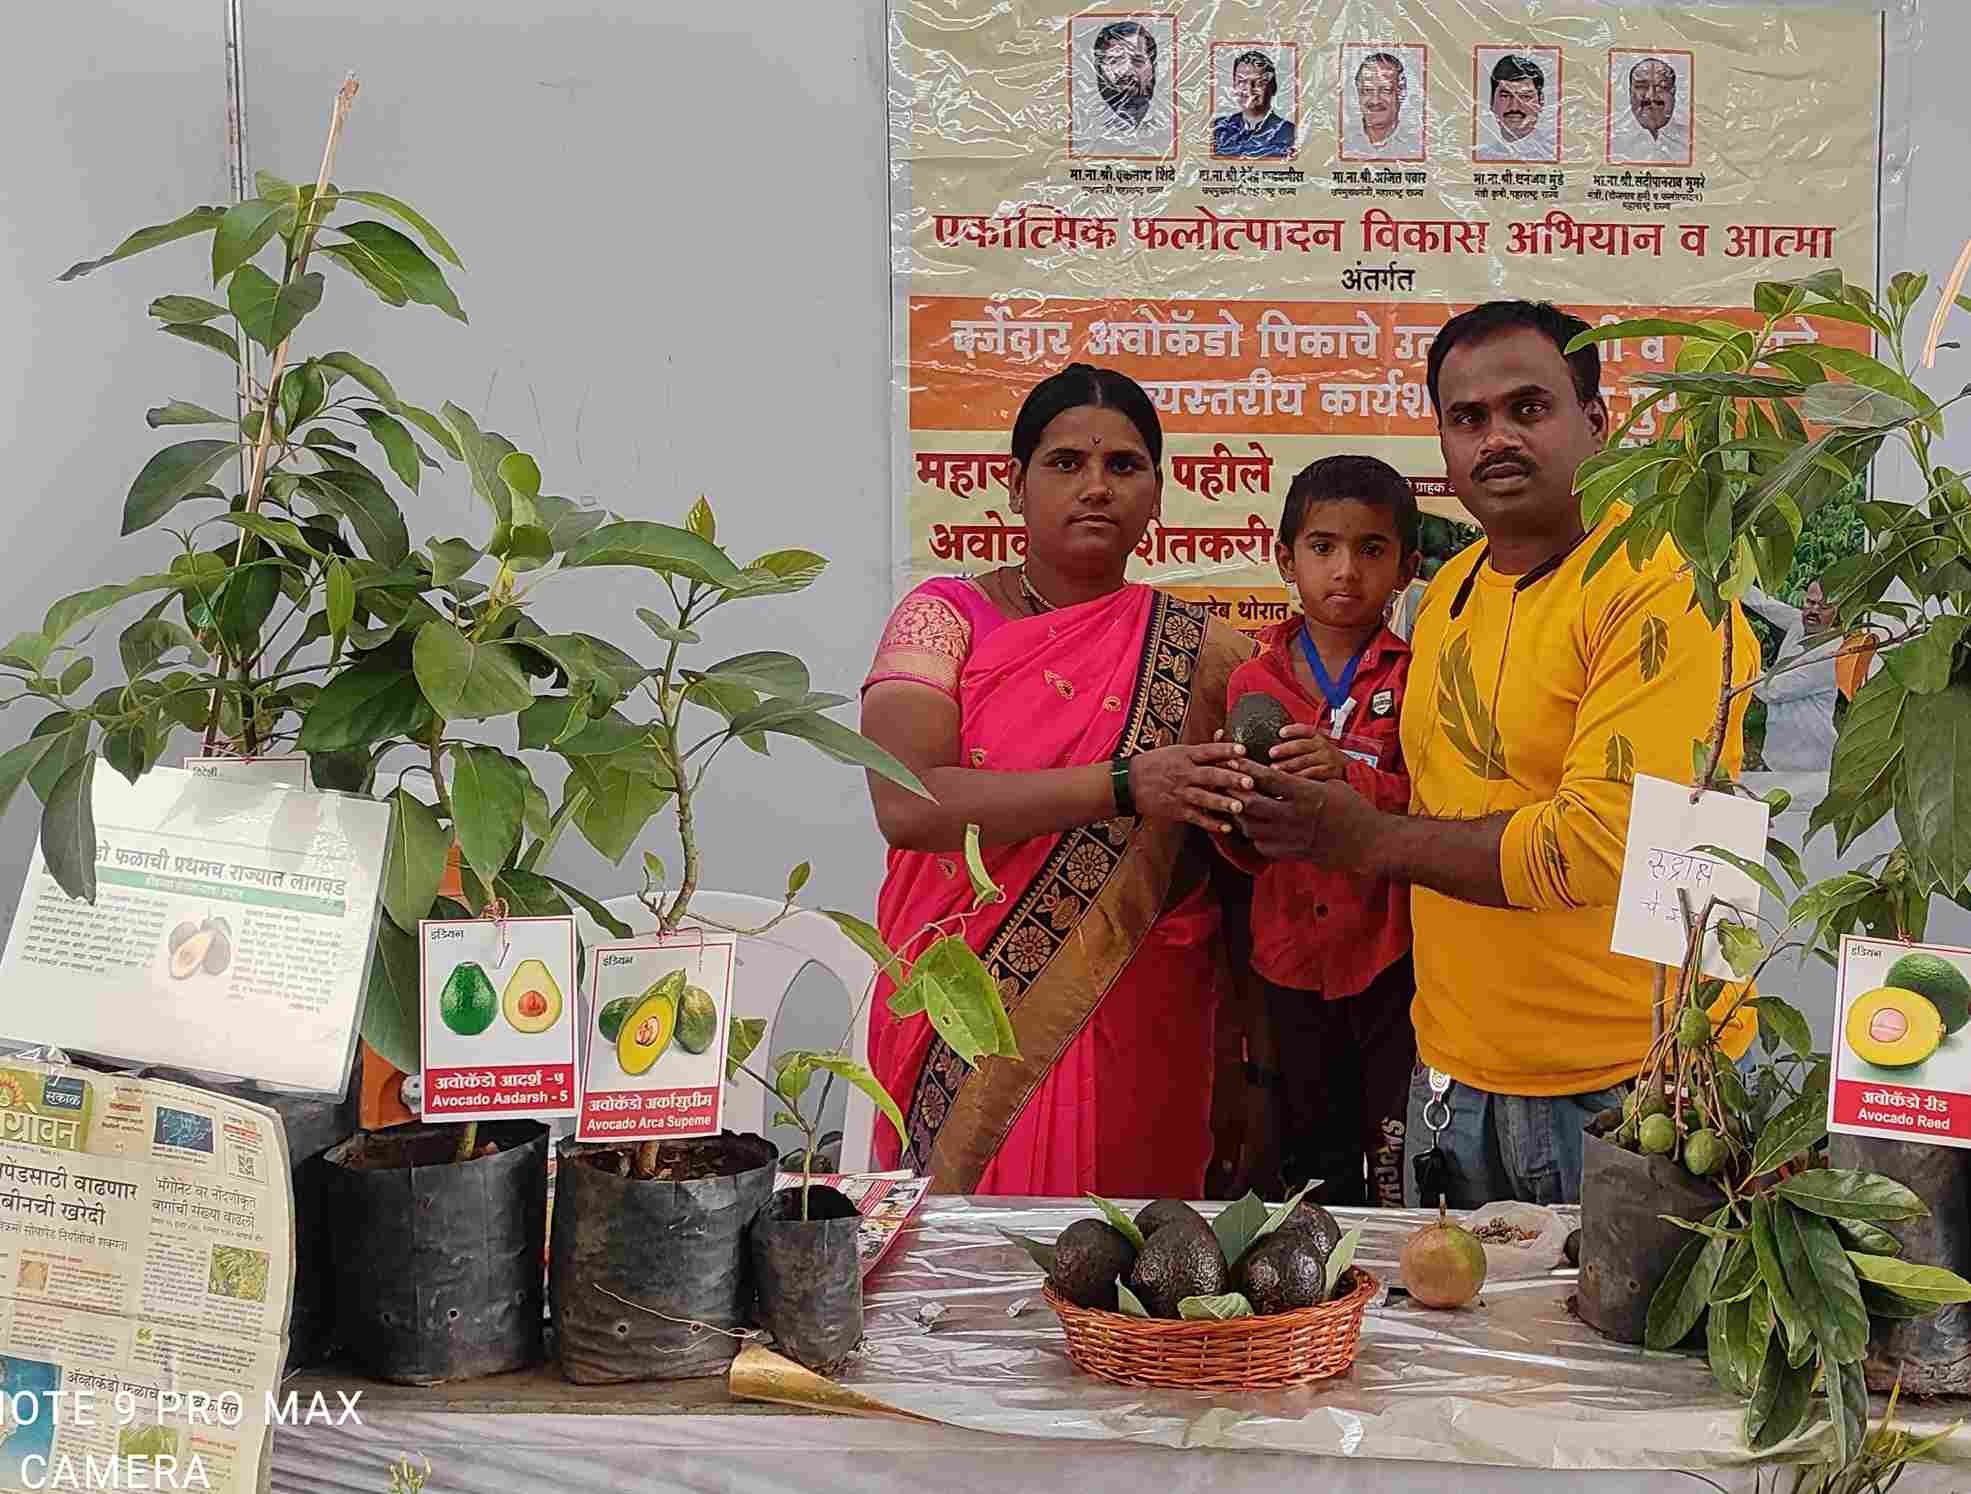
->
xmin=1 ymin=0 xmax=1966 ymax=1046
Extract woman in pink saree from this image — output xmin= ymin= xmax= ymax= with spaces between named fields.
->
xmin=860 ymin=365 xmax=1255 ymax=1197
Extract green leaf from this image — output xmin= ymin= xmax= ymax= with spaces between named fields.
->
xmin=58 ymin=207 xmax=226 ymax=281
xmin=536 ymin=493 xmax=611 ymax=553
xmin=318 ymin=240 xmax=409 ymax=307
xmin=909 ymin=934 xmax=1018 ymax=1059
xmin=1800 ymin=382 xmax=1919 ymax=430
xmin=214 ymin=545 xmax=280 ymax=656
xmin=1883 ymin=617 xmax=1971 ymax=697
xmin=822 ymin=910 xmax=899 ymax=979
xmin=697 ymin=651 xmax=810 ymax=699
xmin=725 ymin=549 xmax=831 ymax=597
xmin=682 ymin=496 xmax=716 ymax=542
xmin=317 ymin=351 xmax=400 ymax=410
xmin=330 ymin=190 xmax=464 ymax=268
xmin=254 ymin=170 xmax=302 ymax=220
xmin=726 ymin=1016 xmax=768 ymax=1079
xmin=159 ymin=322 xmax=241 ymax=365
xmin=1115 ymin=1283 xmax=1151 ymax=1318
xmin=750 ymin=710 xmax=932 ymax=799
xmin=42 ymin=573 xmax=182 ymax=646
xmin=636 ymin=608 xmax=700 ymax=646
xmin=772 ymin=1052 xmax=814 ymax=1104
xmin=1746 ymin=1343 xmax=1814 ymax=1452
xmin=1828 ymin=1356 xmax=1868 ymax=1472
xmin=57 ymin=659 xmax=93 ymax=696
xmin=146 ymin=399 xmax=232 ymax=428
xmin=963 ymin=823 xmax=1004 ymax=907
xmin=1830 ymin=1217 xmax=1903 ymax=1256
xmin=1634 ymin=371 xmax=1804 ymax=400
xmin=297 ymin=659 xmax=434 ymax=752
xmin=399 ymin=402 xmax=463 ymax=461
xmin=356 ymin=408 xmax=425 ymax=492
xmin=1710 ymin=1237 xmax=1760 ymax=1306
xmin=1739 ymin=1284 xmax=1775 ymax=1394
xmin=334 ymin=221 xmax=466 ymax=321
xmin=361 ymin=916 xmax=421 ymax=1074
xmin=1901 ymin=680 xmax=1971 ymax=894
xmin=1751 ymin=1195 xmax=1813 ymax=1364
xmin=122 ymin=440 xmax=237 ymax=535
xmin=515 ymin=698 xmax=649 ymax=756
xmin=117 ymin=618 xmax=202 ymax=678
xmin=519 ymin=634 xmax=647 ymax=699
xmin=1250 ymin=1179 xmax=1318 ymax=1245
xmin=1774 ymin=1170 xmax=1927 ymax=1224
xmin=412 ymin=623 xmax=534 ymax=722
xmin=1646 ymin=1209 xmax=1730 ymax=1349
xmin=0 ymin=735 xmax=76 ymax=823
xmin=1717 ymin=922 xmax=1764 ymax=981
xmin=1774 ymin=1202 xmax=1868 ymax=1361
xmin=210 ymin=199 xmax=284 ymax=284
xmin=562 ymin=521 xmax=740 ymax=588
xmin=40 ymin=755 xmax=99 ymax=903
xmin=439 ymin=404 xmax=516 ymax=527
xmin=299 ymin=469 xmax=411 ymax=567
xmin=1691 ymin=845 xmax=1789 ymax=912
xmin=1750 ymin=996 xmax=1814 ymax=1059
xmin=997 ymin=1227 xmax=1057 ymax=1276
xmin=1324 ymin=1226 xmax=1363 ymax=1298
xmin=324 ymin=559 xmax=355 ymax=658
xmin=807 ymin=1055 xmax=906 ymax=1147
xmin=0 ymin=634 xmax=53 ymax=672
xmin=538 ymin=874 xmax=633 ymax=939
xmin=382 ymin=789 xmax=448 ymax=934
xmin=786 ymin=862 xmax=811 ymax=898
xmin=568 ymin=757 xmax=671 ymax=863
xmin=1750 ymin=1086 xmax=1829 ymax=1177
xmin=1211 ymin=1191 xmax=1271 ymax=1266
xmin=226 ymin=264 xmax=323 ymax=351
xmin=1178 ymin=1292 xmax=1253 ymax=1321
xmin=488 ymin=867 xmax=571 ymax=920
xmin=1845 ymin=1251 xmax=1971 ymax=1305
xmin=1085 ymin=1194 xmax=1147 ymax=1251
xmin=449 ymin=745 xmax=528 ymax=891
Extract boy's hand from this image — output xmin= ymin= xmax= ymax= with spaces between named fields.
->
xmin=1271 ymin=723 xmax=1348 ymax=780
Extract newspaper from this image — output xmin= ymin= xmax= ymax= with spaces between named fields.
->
xmin=771 ymin=1170 xmax=931 ymax=1279
xmin=0 ymin=1060 xmax=292 ymax=1494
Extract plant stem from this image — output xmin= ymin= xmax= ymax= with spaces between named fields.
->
xmin=452 ymin=1120 xmax=477 ymax=1163
xmin=1696 ymin=615 xmax=1735 ymax=803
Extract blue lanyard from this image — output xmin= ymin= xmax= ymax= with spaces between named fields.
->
xmin=1298 ymin=626 xmax=1371 ymax=713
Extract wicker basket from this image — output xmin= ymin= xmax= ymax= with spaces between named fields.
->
xmin=1043 ymin=1267 xmax=1379 ymax=1391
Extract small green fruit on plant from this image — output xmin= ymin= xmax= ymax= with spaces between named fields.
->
xmin=1683 ymin=1129 xmax=1726 ymax=1177
xmin=1638 ymin=1113 xmax=1677 ymax=1156
xmin=1677 ymin=1005 xmax=1711 ymax=1048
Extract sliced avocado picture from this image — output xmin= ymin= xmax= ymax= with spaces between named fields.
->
xmin=1846 ymin=985 xmax=1946 ymax=1070
xmin=615 ymin=970 xmax=686 ymax=1076
xmin=501 ymin=956 xmax=564 ymax=1034
xmin=1885 ymin=952 xmax=1971 ymax=1035
xmin=597 ymin=995 xmax=640 ymax=1045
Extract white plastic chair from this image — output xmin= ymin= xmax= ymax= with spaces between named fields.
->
xmin=575 ymin=890 xmax=881 ymax=1172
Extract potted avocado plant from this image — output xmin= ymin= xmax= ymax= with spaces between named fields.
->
xmin=17 ymin=80 xmax=1010 ymax=1386
xmin=1569 ymin=264 xmax=1971 ymax=1474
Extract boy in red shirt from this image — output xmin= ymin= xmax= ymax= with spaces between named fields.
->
xmin=1219 ymin=456 xmax=1418 ymax=1207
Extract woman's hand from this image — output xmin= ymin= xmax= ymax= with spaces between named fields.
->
xmin=1271 ymin=723 xmax=1350 ymax=780
xmin=1127 ymin=743 xmax=1253 ymax=833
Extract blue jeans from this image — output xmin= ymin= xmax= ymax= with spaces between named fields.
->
xmin=1401 ymin=1065 xmax=1629 ymax=1209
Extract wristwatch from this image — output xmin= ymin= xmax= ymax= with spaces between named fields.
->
xmin=1109 ymin=755 xmax=1137 ymax=817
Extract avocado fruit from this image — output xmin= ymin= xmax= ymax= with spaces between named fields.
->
xmin=1128 ymin=1218 xmax=1228 ymax=1317
xmin=1227 ymin=692 xmax=1292 ymax=767
xmin=1049 ymin=1218 xmax=1138 ymax=1310
xmin=1885 ymin=952 xmax=1971 ymax=1034
xmin=1845 ymin=985 xmax=1946 ymax=1070
xmin=501 ymin=957 xmax=564 ymax=1034
xmin=1135 ymin=1198 xmax=1208 ymax=1240
xmin=675 ymin=985 xmax=718 ymax=1054
xmin=1237 ymin=1231 xmax=1330 ymax=1314
xmin=438 ymin=960 xmax=498 ymax=1036
xmin=1270 ymin=1199 xmax=1344 ymax=1259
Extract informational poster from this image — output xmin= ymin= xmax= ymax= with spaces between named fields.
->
xmin=419 ymin=916 xmax=578 ymax=1123
xmin=1829 ymin=936 xmax=1971 ymax=1148
xmin=0 ymin=763 xmax=391 ymax=1095
xmin=889 ymin=2 xmax=1894 ymax=629
xmin=0 ymin=1058 xmax=291 ymax=1494
xmin=1609 ymin=775 xmax=1769 ymax=978
xmin=576 ymin=935 xmax=735 ymax=1145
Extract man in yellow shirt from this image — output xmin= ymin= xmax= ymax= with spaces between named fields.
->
xmin=1238 ymin=300 xmax=1755 ymax=1208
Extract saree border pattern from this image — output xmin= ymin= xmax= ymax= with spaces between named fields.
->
xmin=901 ymin=592 xmax=1210 ymax=1174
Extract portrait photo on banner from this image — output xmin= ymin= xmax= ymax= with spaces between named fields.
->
xmin=1068 ymin=11 xmax=1178 ymax=161
xmin=1338 ymin=41 xmax=1426 ymax=163
xmin=1210 ymin=41 xmax=1298 ymax=159
xmin=1607 ymin=47 xmax=1694 ymax=167
xmin=1473 ymin=45 xmax=1561 ymax=164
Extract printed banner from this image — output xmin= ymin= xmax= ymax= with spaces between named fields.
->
xmin=889 ymin=1 xmax=1888 ymax=627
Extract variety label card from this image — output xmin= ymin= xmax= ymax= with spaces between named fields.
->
xmin=420 ymin=916 xmax=578 ymax=1122
xmin=1609 ymin=774 xmax=1770 ymax=978
xmin=576 ymin=934 xmax=736 ymax=1144
xmin=182 ymin=754 xmax=311 ymax=789
xmin=1828 ymin=935 xmax=1971 ymax=1149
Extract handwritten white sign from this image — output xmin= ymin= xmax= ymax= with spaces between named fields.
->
xmin=182 ymin=753 xmax=311 ymax=789
xmin=1609 ymin=773 xmax=1770 ymax=978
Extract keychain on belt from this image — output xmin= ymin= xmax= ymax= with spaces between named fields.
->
xmin=1412 ymin=1068 xmax=1452 ymax=1206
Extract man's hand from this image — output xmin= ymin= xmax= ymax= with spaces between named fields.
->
xmin=1237 ymin=762 xmax=1384 ymax=869
xmin=1270 ymin=722 xmax=1349 ymax=780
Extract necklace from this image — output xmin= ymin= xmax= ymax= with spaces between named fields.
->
xmin=1016 ymin=565 xmax=1059 ymax=615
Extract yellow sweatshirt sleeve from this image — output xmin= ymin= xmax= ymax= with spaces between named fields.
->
xmin=1500 ymin=567 xmax=1755 ymax=912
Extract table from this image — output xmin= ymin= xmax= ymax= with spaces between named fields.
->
xmin=271 ymin=1199 xmax=1971 ymax=1492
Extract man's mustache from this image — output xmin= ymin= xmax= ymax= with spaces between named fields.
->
xmin=1475 ymin=456 xmax=1533 ymax=480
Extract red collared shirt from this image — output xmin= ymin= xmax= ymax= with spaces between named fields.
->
xmin=1219 ymin=619 xmax=1412 ymax=998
